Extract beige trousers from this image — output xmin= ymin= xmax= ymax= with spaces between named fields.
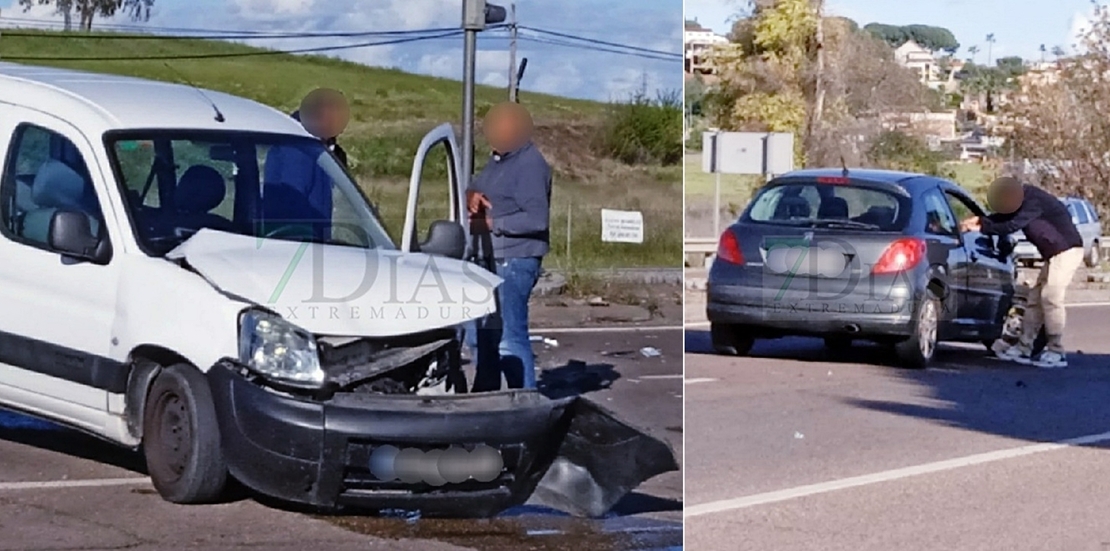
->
xmin=1019 ymin=246 xmax=1084 ymax=354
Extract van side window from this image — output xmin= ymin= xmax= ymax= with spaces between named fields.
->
xmin=1 ymin=124 xmax=106 ymax=248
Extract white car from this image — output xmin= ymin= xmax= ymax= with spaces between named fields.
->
xmin=0 ymin=63 xmax=674 ymax=518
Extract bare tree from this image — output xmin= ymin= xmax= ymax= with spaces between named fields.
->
xmin=1005 ymin=4 xmax=1110 ymax=221
xmin=18 ymin=0 xmax=154 ymax=31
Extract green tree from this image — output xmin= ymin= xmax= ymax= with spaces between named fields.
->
xmin=904 ymin=24 xmax=960 ymax=53
xmin=863 ymin=23 xmax=905 ymax=46
xmin=995 ymin=56 xmax=1026 ymax=77
xmin=18 ymin=0 xmax=154 ymax=31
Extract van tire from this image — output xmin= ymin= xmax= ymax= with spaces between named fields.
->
xmin=142 ymin=364 xmax=227 ymax=504
xmin=893 ymin=294 xmax=940 ymax=369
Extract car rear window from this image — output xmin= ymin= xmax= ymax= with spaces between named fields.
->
xmin=743 ymin=180 xmax=909 ymax=231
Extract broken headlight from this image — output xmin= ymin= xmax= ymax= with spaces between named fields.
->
xmin=238 ymin=308 xmax=324 ymax=388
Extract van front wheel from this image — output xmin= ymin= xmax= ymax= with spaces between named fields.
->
xmin=142 ymin=364 xmax=228 ymax=504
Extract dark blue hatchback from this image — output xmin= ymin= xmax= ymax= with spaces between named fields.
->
xmin=706 ymin=169 xmax=1017 ymax=368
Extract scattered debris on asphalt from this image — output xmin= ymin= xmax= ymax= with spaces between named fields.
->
xmin=602 ymin=350 xmax=636 ymax=358
xmin=640 ymin=347 xmax=662 ymax=358
xmin=794 ymin=432 xmax=805 ymax=439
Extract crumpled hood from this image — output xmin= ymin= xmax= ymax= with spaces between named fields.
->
xmin=167 ymin=229 xmax=501 ymax=337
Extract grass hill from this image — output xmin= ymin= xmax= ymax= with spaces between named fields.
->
xmin=0 ymin=30 xmax=680 ymax=269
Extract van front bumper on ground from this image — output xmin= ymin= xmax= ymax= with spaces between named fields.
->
xmin=204 ymin=361 xmax=677 ymax=518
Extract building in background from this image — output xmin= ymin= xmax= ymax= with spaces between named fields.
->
xmin=684 ymin=21 xmax=728 ymax=75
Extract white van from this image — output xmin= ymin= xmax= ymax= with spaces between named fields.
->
xmin=0 ymin=63 xmax=675 ymax=518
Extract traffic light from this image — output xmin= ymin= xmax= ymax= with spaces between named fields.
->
xmin=462 ymin=0 xmax=506 ymax=31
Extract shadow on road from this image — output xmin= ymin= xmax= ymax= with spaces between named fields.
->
xmin=685 ymin=327 xmax=1110 ymax=449
xmin=537 ymin=361 xmax=621 ymax=399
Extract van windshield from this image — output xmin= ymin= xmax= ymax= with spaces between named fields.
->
xmin=106 ymin=130 xmax=395 ymax=256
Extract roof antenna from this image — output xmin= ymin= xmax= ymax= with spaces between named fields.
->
xmin=162 ymin=62 xmax=225 ymax=123
xmin=840 ymin=154 xmax=849 ymax=178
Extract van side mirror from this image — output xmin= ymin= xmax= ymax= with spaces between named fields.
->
xmin=49 ymin=211 xmax=111 ymax=264
xmin=418 ymin=220 xmax=466 ymax=259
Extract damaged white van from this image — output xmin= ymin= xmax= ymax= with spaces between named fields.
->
xmin=0 ymin=63 xmax=676 ymax=518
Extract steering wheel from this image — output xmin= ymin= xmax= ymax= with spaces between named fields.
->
xmin=263 ymin=224 xmax=316 ymax=240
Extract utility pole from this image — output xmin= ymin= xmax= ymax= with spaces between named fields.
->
xmin=806 ymin=0 xmax=825 ymax=164
xmin=461 ymin=0 xmax=507 ymax=191
xmin=508 ymin=4 xmax=518 ymax=102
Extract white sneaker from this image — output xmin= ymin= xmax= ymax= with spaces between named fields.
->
xmin=1034 ymin=351 xmax=1068 ymax=369
xmin=996 ymin=345 xmax=1033 ymax=364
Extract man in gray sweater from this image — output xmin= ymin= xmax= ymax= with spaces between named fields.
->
xmin=468 ymin=102 xmax=552 ymax=391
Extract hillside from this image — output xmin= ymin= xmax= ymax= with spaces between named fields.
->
xmin=0 ymin=30 xmax=680 ymax=269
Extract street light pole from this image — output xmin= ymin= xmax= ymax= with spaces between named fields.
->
xmin=461 ymin=0 xmax=507 ymax=190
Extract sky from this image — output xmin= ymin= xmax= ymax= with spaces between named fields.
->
xmin=686 ymin=0 xmax=1104 ymax=63
xmin=0 ymin=0 xmax=682 ymax=101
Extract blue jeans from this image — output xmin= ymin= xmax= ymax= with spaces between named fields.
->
xmin=471 ymin=256 xmax=542 ymax=392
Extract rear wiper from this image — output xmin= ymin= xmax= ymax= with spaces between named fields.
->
xmin=811 ymin=219 xmax=881 ymax=230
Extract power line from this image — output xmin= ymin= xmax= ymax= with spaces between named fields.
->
xmin=521 ymin=26 xmax=680 ymax=59
xmin=0 ymin=15 xmax=677 ymax=63
xmin=0 ymin=30 xmax=462 ymax=61
xmin=517 ymin=36 xmax=678 ymax=62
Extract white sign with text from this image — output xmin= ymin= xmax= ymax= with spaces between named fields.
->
xmin=601 ymin=209 xmax=644 ymax=244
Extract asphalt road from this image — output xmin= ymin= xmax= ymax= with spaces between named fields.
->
xmin=684 ymin=304 xmax=1110 ymax=551
xmin=0 ymin=328 xmax=681 ymax=551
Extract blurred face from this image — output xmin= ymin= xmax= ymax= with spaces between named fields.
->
xmin=987 ymin=179 xmax=1023 ymax=214
xmin=300 ymin=89 xmax=350 ymax=140
xmin=483 ymin=102 xmax=533 ymax=153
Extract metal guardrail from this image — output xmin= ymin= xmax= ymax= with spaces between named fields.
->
xmin=685 ymin=237 xmax=717 ymax=268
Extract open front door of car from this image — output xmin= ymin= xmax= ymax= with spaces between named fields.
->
xmin=400 ymin=123 xmax=468 ymax=259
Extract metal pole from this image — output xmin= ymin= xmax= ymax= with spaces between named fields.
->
xmin=462 ymin=29 xmax=478 ymax=191
xmin=508 ymin=4 xmax=518 ymax=102
xmin=566 ymin=202 xmax=572 ymax=268
xmin=712 ymin=132 xmax=721 ymax=236
xmin=714 ymin=170 xmax=721 ymax=237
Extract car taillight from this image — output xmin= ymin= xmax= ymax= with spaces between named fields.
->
xmin=872 ymin=238 xmax=925 ymax=274
xmin=717 ymin=230 xmax=744 ymax=265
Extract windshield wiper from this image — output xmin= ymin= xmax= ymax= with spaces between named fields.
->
xmin=811 ymin=219 xmax=881 ymax=230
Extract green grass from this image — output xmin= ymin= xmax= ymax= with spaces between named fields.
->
xmin=944 ymin=162 xmax=997 ymax=200
xmin=2 ymin=30 xmax=680 ymax=268
xmin=683 ymin=153 xmax=764 ymax=202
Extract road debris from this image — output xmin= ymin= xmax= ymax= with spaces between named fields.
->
xmin=794 ymin=432 xmax=805 ymax=439
xmin=640 ymin=347 xmax=662 ymax=358
xmin=588 ymin=296 xmax=610 ymax=307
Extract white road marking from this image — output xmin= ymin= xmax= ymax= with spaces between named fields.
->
xmin=685 ymin=429 xmax=1110 ymax=518
xmin=0 ymin=477 xmax=150 ymax=491
xmin=534 ymin=325 xmax=683 ymax=334
xmin=640 ymin=375 xmax=683 ymax=380
xmin=684 ymin=378 xmax=717 ymax=385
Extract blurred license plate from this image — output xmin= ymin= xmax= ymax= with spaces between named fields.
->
xmin=762 ymin=245 xmax=847 ymax=277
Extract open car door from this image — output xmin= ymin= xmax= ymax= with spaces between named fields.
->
xmin=394 ymin=125 xmax=678 ymax=518
xmin=400 ymin=124 xmax=469 ymax=260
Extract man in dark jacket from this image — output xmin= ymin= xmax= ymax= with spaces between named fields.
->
xmin=262 ymin=89 xmax=351 ymax=240
xmin=960 ymin=177 xmax=1083 ymax=368
xmin=291 ymin=88 xmax=350 ymax=168
xmin=467 ymin=102 xmax=551 ymax=392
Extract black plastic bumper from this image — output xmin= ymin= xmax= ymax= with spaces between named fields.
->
xmin=205 ymin=361 xmax=678 ymax=518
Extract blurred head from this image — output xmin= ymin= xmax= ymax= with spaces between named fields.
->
xmin=987 ymin=176 xmax=1025 ymax=214
xmin=483 ymin=102 xmax=534 ymax=154
xmin=299 ymin=88 xmax=350 ymax=141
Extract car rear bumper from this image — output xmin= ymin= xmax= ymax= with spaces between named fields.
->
xmin=706 ymin=282 xmax=916 ymax=337
xmin=205 ymin=361 xmax=677 ymax=518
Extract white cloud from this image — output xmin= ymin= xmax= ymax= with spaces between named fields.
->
xmin=1 ymin=0 xmax=682 ymax=101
